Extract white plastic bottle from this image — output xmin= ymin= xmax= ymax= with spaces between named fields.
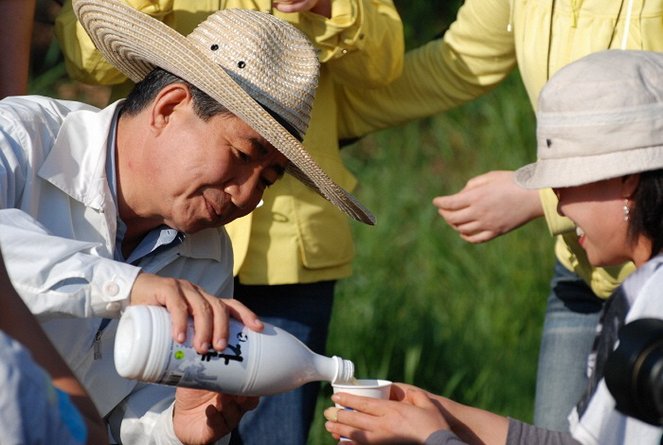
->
xmin=114 ymin=305 xmax=355 ymax=396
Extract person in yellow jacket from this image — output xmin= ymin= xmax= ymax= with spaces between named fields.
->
xmin=54 ymin=1 xmax=403 ymax=443
xmin=334 ymin=0 xmax=663 ymax=433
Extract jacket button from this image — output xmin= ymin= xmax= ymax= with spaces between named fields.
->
xmin=104 ymin=281 xmax=120 ymax=296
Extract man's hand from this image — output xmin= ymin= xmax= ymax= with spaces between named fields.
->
xmin=129 ymin=273 xmax=263 ymax=353
xmin=433 ymin=170 xmax=543 ymax=244
xmin=173 ymin=388 xmax=259 ymax=445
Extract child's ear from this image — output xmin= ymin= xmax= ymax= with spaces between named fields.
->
xmin=622 ymin=174 xmax=640 ymax=198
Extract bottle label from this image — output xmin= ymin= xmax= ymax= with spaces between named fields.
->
xmin=157 ymin=322 xmax=252 ymax=392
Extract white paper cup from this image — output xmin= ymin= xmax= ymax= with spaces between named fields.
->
xmin=332 ymin=379 xmax=392 ymax=442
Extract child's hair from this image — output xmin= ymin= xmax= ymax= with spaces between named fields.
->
xmin=629 ymin=169 xmax=663 ymax=258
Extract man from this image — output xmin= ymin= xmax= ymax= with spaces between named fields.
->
xmin=54 ymin=1 xmax=402 ymax=443
xmin=0 ymin=1 xmax=374 ymax=444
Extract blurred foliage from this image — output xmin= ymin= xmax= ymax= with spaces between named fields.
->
xmin=393 ymin=0 xmax=462 ymax=48
xmin=310 ymin=3 xmax=549 ymax=444
xmin=309 ymin=70 xmax=546 ymax=444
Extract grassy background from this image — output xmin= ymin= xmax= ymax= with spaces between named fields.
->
xmin=308 ymin=72 xmax=554 ymax=444
xmin=28 ymin=1 xmax=555 ymax=443
xmin=308 ymin=2 xmax=555 ymax=443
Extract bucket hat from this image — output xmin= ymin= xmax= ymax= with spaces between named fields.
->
xmin=515 ymin=50 xmax=663 ymax=189
xmin=72 ymin=0 xmax=375 ymax=224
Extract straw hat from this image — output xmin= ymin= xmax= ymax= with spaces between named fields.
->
xmin=515 ymin=50 xmax=663 ymax=189
xmin=73 ymin=0 xmax=375 ymax=225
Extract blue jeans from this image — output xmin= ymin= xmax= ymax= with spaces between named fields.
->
xmin=533 ymin=261 xmax=604 ymax=431
xmin=229 ymin=279 xmax=335 ymax=445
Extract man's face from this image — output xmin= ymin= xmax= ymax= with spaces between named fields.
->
xmin=147 ymin=105 xmax=288 ymax=233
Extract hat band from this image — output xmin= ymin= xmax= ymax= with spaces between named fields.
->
xmin=258 ymin=103 xmax=303 ymax=142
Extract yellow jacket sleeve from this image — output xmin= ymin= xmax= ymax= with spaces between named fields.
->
xmin=56 ymin=0 xmax=402 ymax=88
xmin=294 ymin=0 xmax=403 ymax=87
xmin=55 ymin=0 xmax=176 ymax=85
xmin=336 ymin=0 xmax=516 ymax=139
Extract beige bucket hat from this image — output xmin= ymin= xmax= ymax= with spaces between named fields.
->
xmin=73 ymin=0 xmax=375 ymax=225
xmin=516 ymin=50 xmax=663 ymax=189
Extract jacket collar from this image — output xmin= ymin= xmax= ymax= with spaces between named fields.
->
xmin=38 ymin=99 xmax=225 ymax=262
xmin=38 ymin=100 xmax=123 ymax=211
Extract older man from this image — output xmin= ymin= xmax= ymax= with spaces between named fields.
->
xmin=0 ymin=1 xmax=373 ymax=444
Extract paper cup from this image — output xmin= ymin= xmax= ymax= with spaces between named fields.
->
xmin=332 ymin=379 xmax=392 ymax=401
xmin=332 ymin=379 xmax=392 ymax=442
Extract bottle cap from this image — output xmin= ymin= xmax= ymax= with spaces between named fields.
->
xmin=331 ymin=356 xmax=355 ymax=385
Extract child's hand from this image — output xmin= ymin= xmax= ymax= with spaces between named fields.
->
xmin=324 ymin=384 xmax=451 ymax=444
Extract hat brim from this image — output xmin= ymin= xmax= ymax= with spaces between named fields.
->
xmin=515 ymin=144 xmax=663 ymax=189
xmin=73 ymin=0 xmax=375 ymax=225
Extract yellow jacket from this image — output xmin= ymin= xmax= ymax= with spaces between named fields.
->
xmin=336 ymin=0 xmax=663 ymax=298
xmin=55 ymin=0 xmax=403 ymax=285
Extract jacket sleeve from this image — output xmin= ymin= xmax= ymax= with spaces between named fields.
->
xmin=296 ymin=0 xmax=404 ymax=88
xmin=0 ymin=122 xmax=139 ymax=319
xmin=0 ymin=209 xmax=140 ymax=320
xmin=336 ymin=0 xmax=517 ymax=139
xmin=506 ymin=418 xmax=580 ymax=445
xmin=54 ymin=0 xmax=174 ymax=85
xmin=425 ymin=430 xmax=470 ymax=444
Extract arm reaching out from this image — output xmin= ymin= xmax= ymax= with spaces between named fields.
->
xmin=433 ymin=171 xmax=543 ymax=244
xmin=324 ymin=382 xmax=509 ymax=445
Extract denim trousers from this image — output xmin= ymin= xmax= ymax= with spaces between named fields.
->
xmin=533 ymin=261 xmax=605 ymax=431
xmin=229 ymin=279 xmax=336 ymax=445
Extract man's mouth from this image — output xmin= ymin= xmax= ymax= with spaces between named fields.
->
xmin=204 ymin=197 xmax=222 ymax=221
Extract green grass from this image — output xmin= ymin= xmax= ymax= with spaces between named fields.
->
xmin=308 ymin=72 xmax=554 ymax=444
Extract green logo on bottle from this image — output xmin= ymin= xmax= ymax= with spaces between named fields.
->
xmin=174 ymin=351 xmax=184 ymax=360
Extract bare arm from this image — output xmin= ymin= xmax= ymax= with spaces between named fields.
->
xmin=324 ymin=382 xmax=509 ymax=445
xmin=0 ymin=0 xmax=36 ymax=98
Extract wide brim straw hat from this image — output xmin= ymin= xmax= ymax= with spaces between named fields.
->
xmin=73 ymin=0 xmax=375 ymax=225
xmin=515 ymin=50 xmax=663 ymax=190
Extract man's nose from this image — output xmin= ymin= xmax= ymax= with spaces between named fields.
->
xmin=229 ymin=174 xmax=263 ymax=210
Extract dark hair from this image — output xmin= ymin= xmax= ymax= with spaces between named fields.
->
xmin=121 ymin=68 xmax=229 ymax=120
xmin=628 ymin=169 xmax=663 ymax=258
xmin=122 ymin=67 xmax=304 ymax=141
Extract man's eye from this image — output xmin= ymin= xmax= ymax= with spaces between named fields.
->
xmin=262 ymin=170 xmax=281 ymax=188
xmin=234 ymin=149 xmax=251 ymax=162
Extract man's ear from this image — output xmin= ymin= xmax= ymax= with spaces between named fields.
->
xmin=150 ymin=83 xmax=192 ymax=131
xmin=622 ymin=174 xmax=641 ymax=199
